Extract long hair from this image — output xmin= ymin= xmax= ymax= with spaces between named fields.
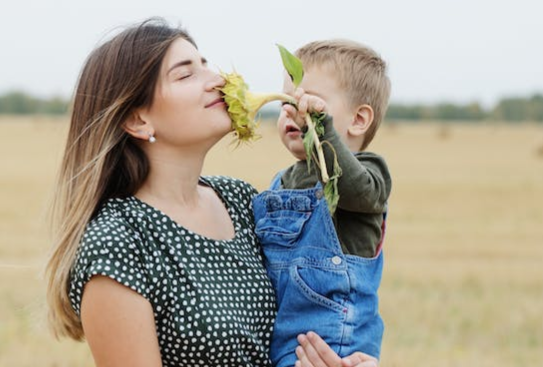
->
xmin=45 ymin=18 xmax=196 ymax=340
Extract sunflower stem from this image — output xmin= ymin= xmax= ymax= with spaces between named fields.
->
xmin=305 ymin=114 xmax=329 ymax=183
xmin=253 ymin=92 xmax=297 ymax=107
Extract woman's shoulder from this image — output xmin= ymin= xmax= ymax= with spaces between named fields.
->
xmin=78 ymin=197 xmax=144 ymax=259
xmin=84 ymin=198 xmax=138 ymax=236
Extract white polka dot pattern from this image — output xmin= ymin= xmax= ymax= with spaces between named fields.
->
xmin=69 ymin=176 xmax=276 ymax=366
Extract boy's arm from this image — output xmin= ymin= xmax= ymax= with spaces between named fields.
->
xmin=316 ymin=116 xmax=391 ymax=213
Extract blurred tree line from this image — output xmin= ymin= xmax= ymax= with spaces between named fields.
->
xmin=386 ymin=94 xmax=543 ymax=122
xmin=1 ymin=91 xmax=543 ymax=122
xmin=0 ymin=91 xmax=68 ymax=115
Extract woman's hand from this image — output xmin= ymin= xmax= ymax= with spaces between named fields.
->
xmin=294 ymin=331 xmax=379 ymax=367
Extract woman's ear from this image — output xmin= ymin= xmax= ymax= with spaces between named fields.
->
xmin=348 ymin=104 xmax=374 ymax=137
xmin=123 ymin=111 xmax=154 ymax=141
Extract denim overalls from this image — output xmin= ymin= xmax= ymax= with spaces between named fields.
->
xmin=252 ymin=173 xmax=385 ymax=367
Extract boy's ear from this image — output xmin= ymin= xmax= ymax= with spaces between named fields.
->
xmin=123 ymin=110 xmax=154 ymax=141
xmin=348 ymin=104 xmax=374 ymax=137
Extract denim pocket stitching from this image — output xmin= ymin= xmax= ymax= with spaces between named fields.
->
xmin=290 ymin=265 xmax=347 ymax=313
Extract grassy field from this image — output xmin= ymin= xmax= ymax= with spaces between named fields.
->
xmin=1 ymin=116 xmax=542 ymax=366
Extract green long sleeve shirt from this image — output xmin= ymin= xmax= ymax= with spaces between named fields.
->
xmin=280 ymin=117 xmax=392 ymax=257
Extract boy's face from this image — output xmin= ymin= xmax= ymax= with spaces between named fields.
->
xmin=278 ymin=65 xmax=355 ymax=160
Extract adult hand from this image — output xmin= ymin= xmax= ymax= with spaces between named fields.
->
xmin=294 ymin=331 xmax=378 ymax=367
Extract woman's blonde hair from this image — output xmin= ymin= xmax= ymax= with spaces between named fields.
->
xmin=45 ymin=18 xmax=195 ymax=340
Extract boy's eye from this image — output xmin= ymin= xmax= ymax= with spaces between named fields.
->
xmin=178 ymin=74 xmax=192 ymax=80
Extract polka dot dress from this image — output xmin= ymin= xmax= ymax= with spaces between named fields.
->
xmin=70 ymin=176 xmax=276 ymax=366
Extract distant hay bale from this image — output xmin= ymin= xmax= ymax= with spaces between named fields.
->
xmin=536 ymin=143 xmax=543 ymax=158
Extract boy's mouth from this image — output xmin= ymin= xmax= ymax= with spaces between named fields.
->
xmin=285 ymin=124 xmax=301 ymax=134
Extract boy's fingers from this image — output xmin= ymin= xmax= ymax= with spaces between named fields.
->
xmin=313 ymin=99 xmax=325 ymax=113
xmin=294 ymin=87 xmax=305 ymax=99
xmin=298 ymin=95 xmax=309 ymax=115
xmin=282 ymin=104 xmax=298 ymax=118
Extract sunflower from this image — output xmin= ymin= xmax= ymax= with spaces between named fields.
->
xmin=219 ymin=71 xmax=295 ymax=143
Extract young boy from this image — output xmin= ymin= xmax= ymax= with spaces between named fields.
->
xmin=252 ymin=40 xmax=392 ymax=367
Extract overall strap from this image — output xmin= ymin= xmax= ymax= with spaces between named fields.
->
xmin=269 ymin=170 xmax=285 ymax=190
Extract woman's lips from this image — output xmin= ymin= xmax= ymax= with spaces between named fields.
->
xmin=205 ymin=98 xmax=226 ymax=108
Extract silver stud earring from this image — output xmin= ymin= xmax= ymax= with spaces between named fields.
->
xmin=148 ymin=133 xmax=156 ymax=143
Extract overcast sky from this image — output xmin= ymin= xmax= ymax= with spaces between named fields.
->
xmin=1 ymin=0 xmax=541 ymax=107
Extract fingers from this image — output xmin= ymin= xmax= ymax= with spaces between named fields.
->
xmin=341 ymin=352 xmax=379 ymax=367
xmin=292 ymin=87 xmax=327 ymax=116
xmin=283 ymin=88 xmax=327 ymax=131
xmin=282 ymin=100 xmax=306 ymax=129
xmin=296 ymin=334 xmax=324 ymax=367
xmin=282 ymin=103 xmax=298 ymax=119
xmin=295 ymin=333 xmax=379 ymax=367
xmin=295 ymin=343 xmax=313 ymax=367
xmin=295 ymin=332 xmax=342 ymax=367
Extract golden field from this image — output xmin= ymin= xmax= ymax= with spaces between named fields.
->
xmin=1 ymin=116 xmax=542 ymax=366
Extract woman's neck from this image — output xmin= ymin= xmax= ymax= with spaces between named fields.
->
xmin=136 ymin=148 xmax=206 ymax=208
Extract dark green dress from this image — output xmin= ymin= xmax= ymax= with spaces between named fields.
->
xmin=69 ymin=176 xmax=276 ymax=366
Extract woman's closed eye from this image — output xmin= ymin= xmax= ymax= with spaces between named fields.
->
xmin=176 ymin=73 xmax=192 ymax=81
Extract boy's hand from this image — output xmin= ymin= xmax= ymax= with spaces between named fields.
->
xmin=282 ymin=87 xmax=327 ymax=129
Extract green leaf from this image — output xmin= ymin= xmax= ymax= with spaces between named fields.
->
xmin=310 ymin=112 xmax=326 ymax=137
xmin=277 ymin=44 xmax=304 ymax=87
xmin=324 ymin=180 xmax=338 ymax=214
xmin=324 ymin=161 xmax=342 ymax=214
xmin=303 ymin=129 xmax=314 ymax=172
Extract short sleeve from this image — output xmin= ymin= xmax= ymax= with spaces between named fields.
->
xmin=69 ymin=215 xmax=151 ymax=316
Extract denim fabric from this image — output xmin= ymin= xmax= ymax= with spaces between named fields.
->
xmin=252 ymin=174 xmax=385 ymax=367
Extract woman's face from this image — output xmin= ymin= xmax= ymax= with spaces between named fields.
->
xmin=142 ymin=37 xmax=231 ymax=149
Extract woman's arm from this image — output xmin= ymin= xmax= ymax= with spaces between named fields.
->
xmin=295 ymin=332 xmax=379 ymax=367
xmin=81 ymin=275 xmax=162 ymax=367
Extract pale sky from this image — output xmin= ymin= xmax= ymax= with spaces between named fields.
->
xmin=1 ymin=0 xmax=541 ymax=107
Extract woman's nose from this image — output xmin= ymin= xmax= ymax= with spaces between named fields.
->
xmin=206 ymin=72 xmax=226 ymax=90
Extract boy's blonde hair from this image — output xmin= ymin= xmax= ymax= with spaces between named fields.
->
xmin=296 ymin=39 xmax=391 ymax=150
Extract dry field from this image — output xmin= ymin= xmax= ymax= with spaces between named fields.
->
xmin=1 ymin=116 xmax=542 ymax=366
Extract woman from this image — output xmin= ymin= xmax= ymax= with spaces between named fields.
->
xmin=45 ymin=18 xmax=378 ymax=367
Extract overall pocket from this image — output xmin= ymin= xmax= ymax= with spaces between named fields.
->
xmin=290 ymin=263 xmax=350 ymax=312
xmin=255 ymin=209 xmax=311 ymax=247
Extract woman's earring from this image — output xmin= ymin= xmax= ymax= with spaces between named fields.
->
xmin=148 ymin=133 xmax=156 ymax=143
